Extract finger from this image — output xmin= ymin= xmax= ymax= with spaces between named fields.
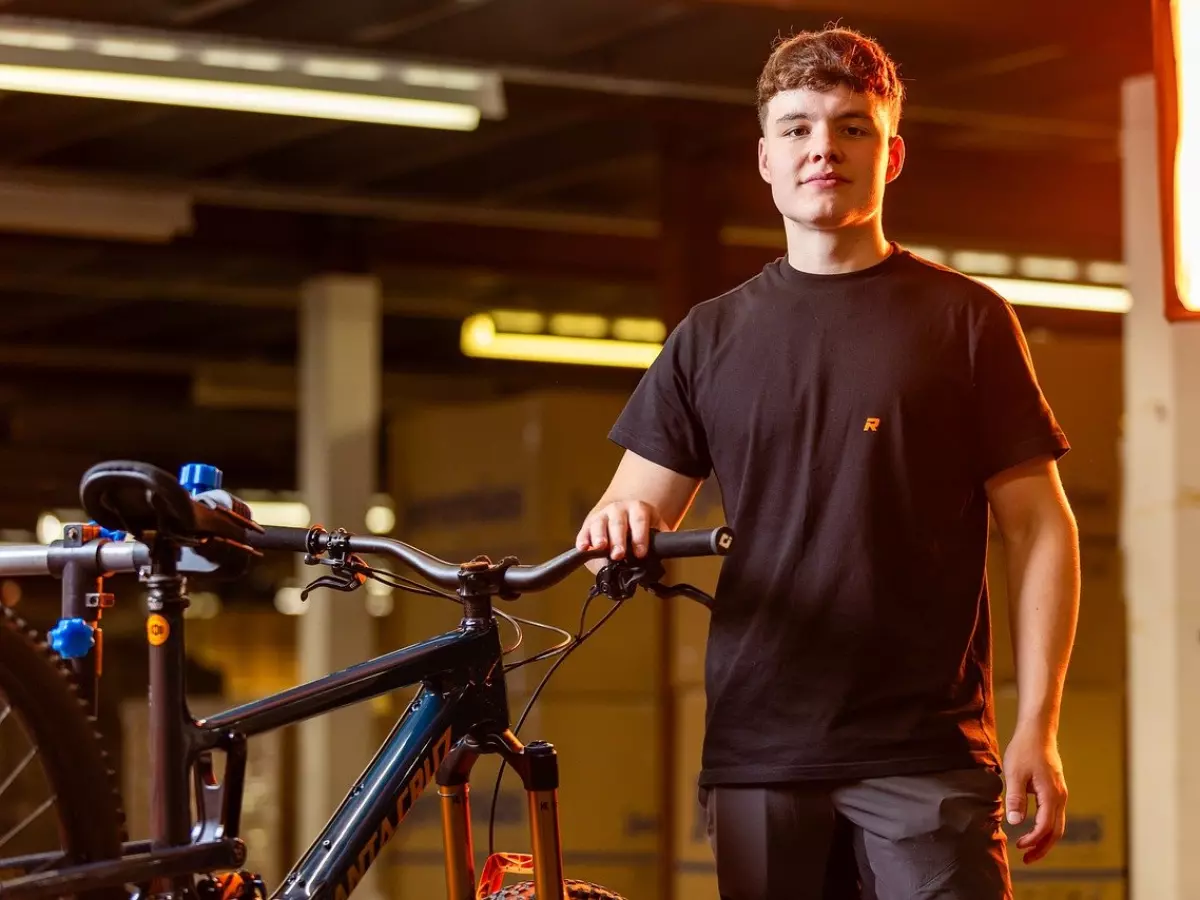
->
xmin=1022 ymin=832 xmax=1055 ymax=865
xmin=1016 ymin=784 xmax=1060 ymax=852
xmin=575 ymin=518 xmax=593 ymax=550
xmin=1004 ymin=772 xmax=1028 ymax=827
xmin=627 ymin=505 xmax=650 ymax=557
xmin=587 ymin=514 xmax=610 ymax=552
xmin=1022 ymin=792 xmax=1067 ymax=863
xmin=607 ymin=507 xmax=630 ymax=559
xmin=1015 ymin=802 xmax=1052 ymax=850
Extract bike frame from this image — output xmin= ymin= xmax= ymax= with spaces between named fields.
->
xmin=1 ymin=559 xmax=568 ymax=900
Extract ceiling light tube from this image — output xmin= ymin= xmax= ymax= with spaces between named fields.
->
xmin=974 ymin=277 xmax=1133 ymax=313
xmin=0 ymin=14 xmax=504 ymax=129
xmin=462 ymin=281 xmax=1131 ymax=370
xmin=0 ymin=64 xmax=482 ymax=129
xmin=461 ymin=313 xmax=662 ymax=369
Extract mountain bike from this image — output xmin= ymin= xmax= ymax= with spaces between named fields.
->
xmin=0 ymin=459 xmax=732 ymax=900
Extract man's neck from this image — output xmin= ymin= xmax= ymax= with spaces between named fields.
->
xmin=783 ymin=220 xmax=892 ymax=275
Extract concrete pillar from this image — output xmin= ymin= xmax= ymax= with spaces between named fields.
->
xmin=1121 ymin=74 xmax=1200 ymax=899
xmin=296 ymin=273 xmax=382 ymax=898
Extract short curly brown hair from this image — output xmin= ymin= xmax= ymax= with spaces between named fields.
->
xmin=756 ymin=26 xmax=904 ymax=132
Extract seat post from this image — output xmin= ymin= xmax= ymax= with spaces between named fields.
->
xmin=144 ymin=538 xmax=194 ymax=873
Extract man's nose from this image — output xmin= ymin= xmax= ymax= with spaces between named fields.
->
xmin=809 ymin=125 xmax=842 ymax=162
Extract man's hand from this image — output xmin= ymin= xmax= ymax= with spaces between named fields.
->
xmin=576 ymin=499 xmax=668 ymax=563
xmin=1003 ymin=725 xmax=1068 ymax=864
xmin=575 ymin=451 xmax=703 ymax=574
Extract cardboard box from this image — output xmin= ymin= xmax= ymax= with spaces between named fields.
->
xmin=385 ymin=693 xmax=661 ymax=859
xmin=990 ymin=536 xmax=1125 ymax=689
xmin=389 ymin=390 xmax=667 ymax=699
xmin=1024 ymin=332 xmax=1122 ymax=538
xmin=1011 ymin=881 xmax=1124 ymax=900
xmin=672 ymin=686 xmax=709 ymax=864
xmin=673 ymin=869 xmax=719 ymax=900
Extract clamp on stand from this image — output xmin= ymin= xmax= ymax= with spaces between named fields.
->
xmin=47 ymin=522 xmax=122 ymax=719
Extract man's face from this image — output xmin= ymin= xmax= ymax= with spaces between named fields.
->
xmin=757 ymin=84 xmax=904 ymax=232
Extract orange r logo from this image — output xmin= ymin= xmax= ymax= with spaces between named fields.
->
xmin=864 ymin=417 xmax=881 ymax=432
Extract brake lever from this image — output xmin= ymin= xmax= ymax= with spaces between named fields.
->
xmin=643 ymin=581 xmax=715 ymax=609
xmin=299 ymin=552 xmax=368 ymax=601
xmin=593 ymin=557 xmax=666 ymax=602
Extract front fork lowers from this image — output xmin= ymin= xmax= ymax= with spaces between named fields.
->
xmin=436 ymin=729 xmax=567 ymax=900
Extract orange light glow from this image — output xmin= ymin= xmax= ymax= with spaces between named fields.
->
xmin=1173 ymin=1 xmax=1198 ymax=310
xmin=1156 ymin=0 xmax=1200 ymax=318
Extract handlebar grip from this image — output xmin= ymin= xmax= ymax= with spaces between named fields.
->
xmin=650 ymin=526 xmax=734 ymax=558
xmin=245 ymin=525 xmax=313 ymax=553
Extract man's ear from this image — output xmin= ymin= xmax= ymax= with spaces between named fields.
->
xmin=758 ymin=136 xmax=772 ymax=184
xmin=885 ymin=134 xmax=906 ymax=183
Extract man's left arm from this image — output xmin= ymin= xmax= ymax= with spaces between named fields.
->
xmin=985 ymin=453 xmax=1080 ymax=865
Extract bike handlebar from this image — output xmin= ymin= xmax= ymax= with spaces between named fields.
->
xmin=0 ymin=523 xmax=733 ymax=597
xmin=246 ymin=524 xmax=734 ymax=592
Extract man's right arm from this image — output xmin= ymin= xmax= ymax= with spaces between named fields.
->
xmin=575 ymin=450 xmax=703 ymax=572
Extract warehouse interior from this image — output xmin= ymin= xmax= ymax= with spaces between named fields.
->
xmin=0 ymin=0 xmax=1179 ymax=898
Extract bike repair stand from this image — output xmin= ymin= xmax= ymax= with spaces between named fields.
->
xmin=47 ymin=521 xmax=122 ymax=720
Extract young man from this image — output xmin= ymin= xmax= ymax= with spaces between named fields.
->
xmin=575 ymin=25 xmax=1080 ymax=900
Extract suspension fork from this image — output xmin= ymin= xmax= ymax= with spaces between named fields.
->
xmin=437 ymin=729 xmax=567 ymax=900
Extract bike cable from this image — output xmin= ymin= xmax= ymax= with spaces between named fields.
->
xmin=351 ymin=561 xmax=633 ymax=859
xmin=486 ymin=588 xmax=629 ymax=857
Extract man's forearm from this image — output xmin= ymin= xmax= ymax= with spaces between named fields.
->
xmin=1004 ymin=512 xmax=1081 ymax=734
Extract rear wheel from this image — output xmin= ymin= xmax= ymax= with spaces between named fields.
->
xmin=0 ymin=606 xmax=127 ymax=897
xmin=482 ymin=881 xmax=627 ymax=899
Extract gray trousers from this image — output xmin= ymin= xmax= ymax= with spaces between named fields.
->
xmin=700 ymin=767 xmax=1013 ymax=900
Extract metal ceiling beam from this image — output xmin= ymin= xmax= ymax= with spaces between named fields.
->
xmin=691 ymin=0 xmax=969 ymax=22
xmin=690 ymin=0 xmax=1144 ymax=43
xmin=550 ymin=2 xmax=692 ymax=59
xmin=351 ymin=0 xmax=501 ymax=44
xmin=0 ymin=136 xmax=1125 ymax=279
xmin=168 ymin=119 xmax=349 ymax=178
xmin=0 ymin=105 xmax=166 ymax=166
xmin=493 ymin=62 xmax=1116 ymax=141
xmin=336 ymin=103 xmax=614 ymax=189
xmin=166 ymin=0 xmax=268 ymax=25
xmin=481 ymin=154 xmax=648 ymax=204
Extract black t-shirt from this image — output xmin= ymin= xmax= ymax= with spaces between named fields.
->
xmin=609 ymin=245 xmax=1069 ymax=785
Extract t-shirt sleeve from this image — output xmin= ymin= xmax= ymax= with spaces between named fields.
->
xmin=970 ymin=296 xmax=1070 ymax=482
xmin=608 ymin=313 xmax=712 ymax=480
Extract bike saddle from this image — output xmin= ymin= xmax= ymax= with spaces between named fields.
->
xmin=80 ymin=460 xmax=252 ymax=547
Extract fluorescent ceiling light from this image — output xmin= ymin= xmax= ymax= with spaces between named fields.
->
xmin=461 ymin=313 xmax=662 ymax=369
xmin=974 ymin=277 xmax=1132 ymax=313
xmin=1171 ymin=0 xmax=1198 ymax=311
xmin=0 ymin=64 xmax=480 ymax=129
xmin=462 ymin=283 xmax=1131 ymax=370
xmin=0 ymin=15 xmax=504 ymax=130
xmin=1154 ymin=0 xmax=1200 ymax=317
